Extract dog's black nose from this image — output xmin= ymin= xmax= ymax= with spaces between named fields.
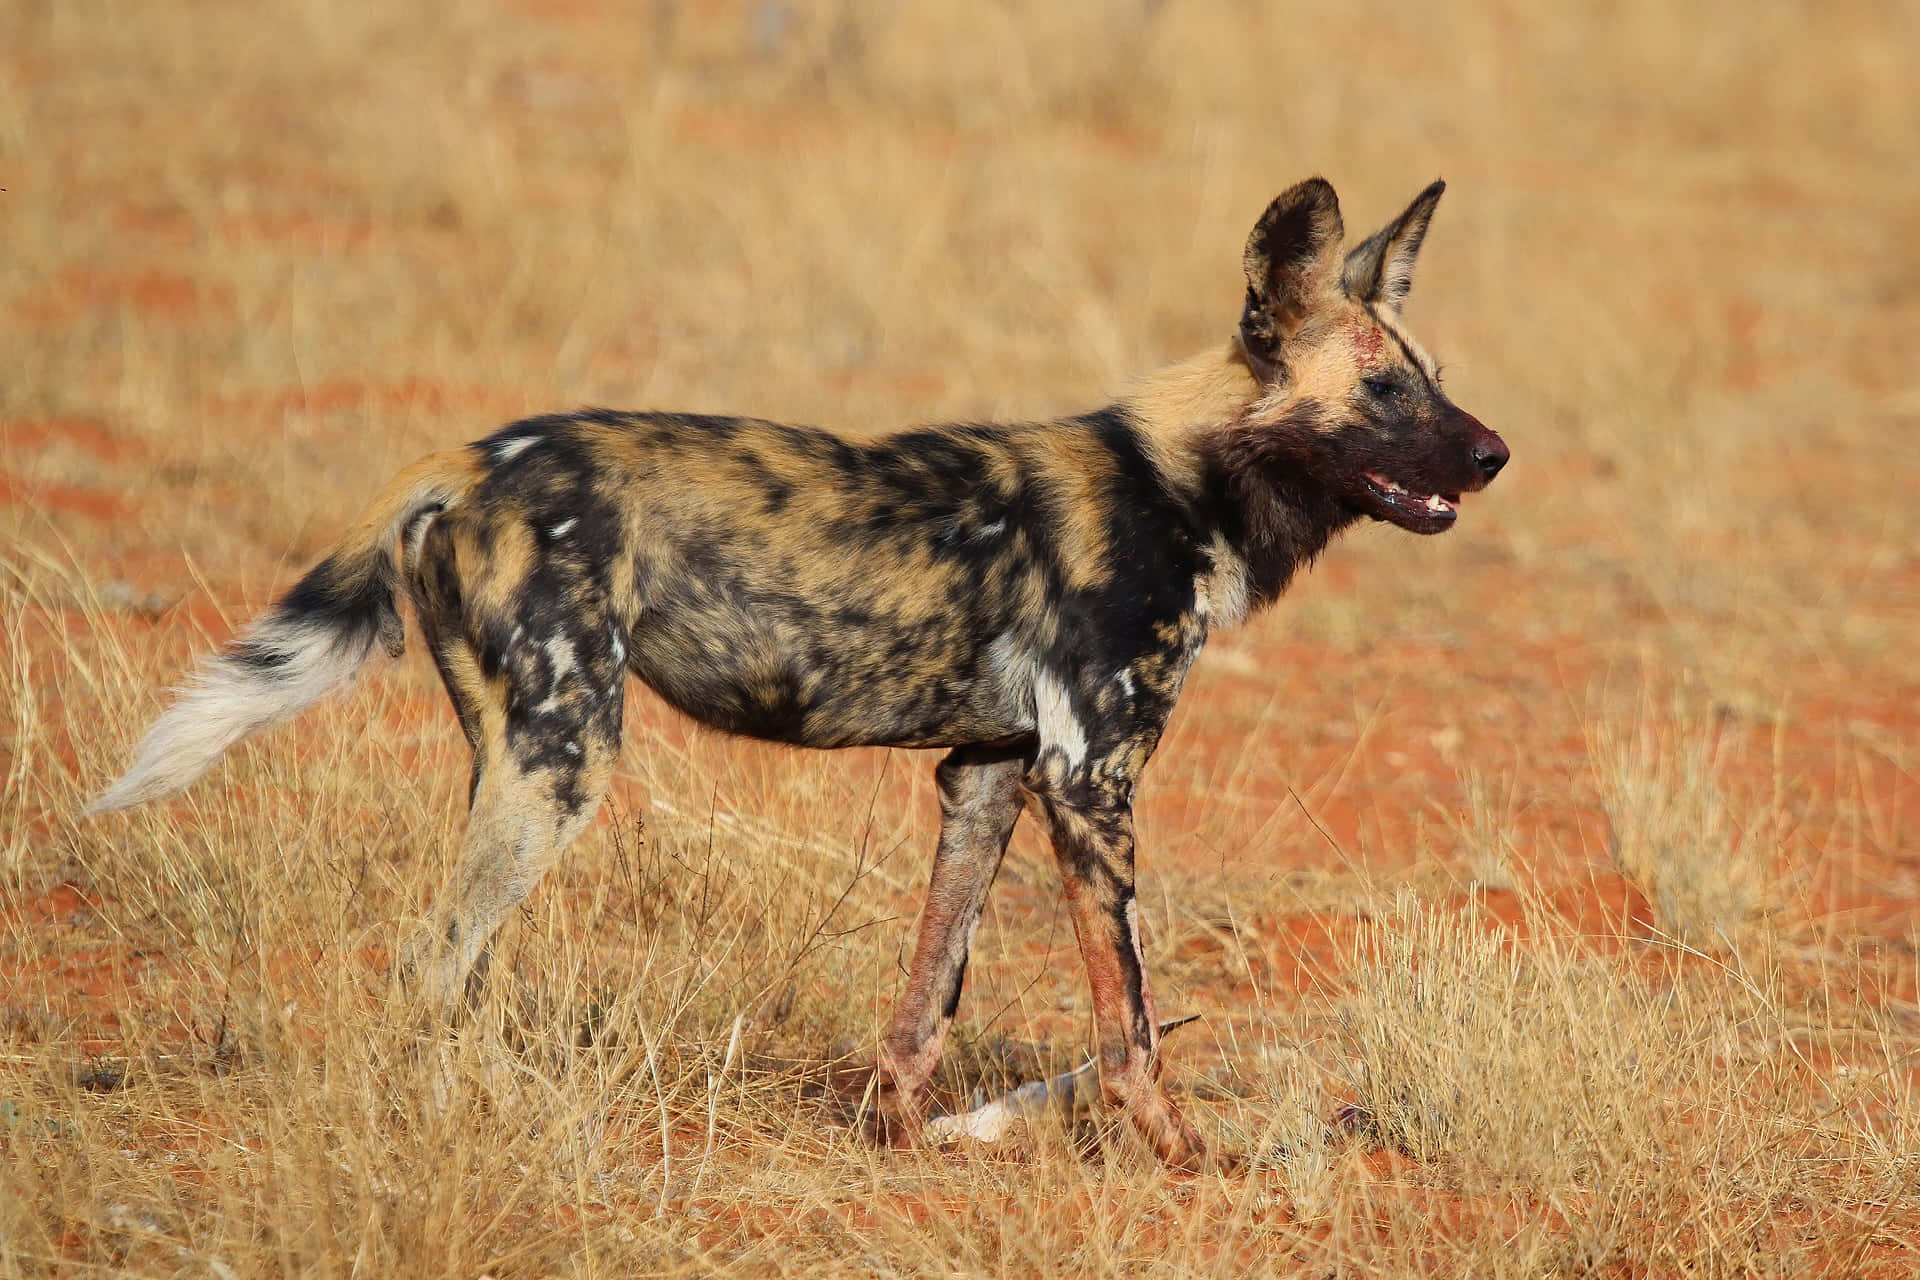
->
xmin=1473 ymin=438 xmax=1509 ymax=481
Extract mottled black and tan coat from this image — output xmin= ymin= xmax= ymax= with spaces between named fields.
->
xmin=92 ymin=177 xmax=1508 ymax=1168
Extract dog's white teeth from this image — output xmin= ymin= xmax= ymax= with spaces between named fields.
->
xmin=1425 ymin=493 xmax=1447 ymax=512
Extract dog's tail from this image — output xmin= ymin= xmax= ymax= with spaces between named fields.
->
xmin=85 ymin=448 xmax=484 ymax=815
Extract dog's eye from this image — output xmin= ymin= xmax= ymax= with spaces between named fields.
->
xmin=1363 ymin=377 xmax=1400 ymax=399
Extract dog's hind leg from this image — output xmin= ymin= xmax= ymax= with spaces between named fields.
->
xmin=403 ymin=532 xmax=627 ymax=1016
xmin=872 ymin=743 xmax=1028 ymax=1141
xmin=414 ymin=733 xmax=620 ymax=1015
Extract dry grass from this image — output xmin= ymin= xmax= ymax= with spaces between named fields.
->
xmin=1590 ymin=692 xmax=1777 ymax=952
xmin=1438 ymin=766 xmax=1522 ymax=892
xmin=1325 ymin=885 xmax=1920 ymax=1274
xmin=6 ymin=0 xmax=1920 ymax=1275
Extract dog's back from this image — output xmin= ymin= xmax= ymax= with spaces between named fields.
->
xmin=422 ymin=407 xmax=1211 ymax=752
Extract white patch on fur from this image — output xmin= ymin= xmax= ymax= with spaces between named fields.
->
xmin=547 ymin=517 xmax=576 ymax=539
xmin=1113 ymin=668 xmax=1135 ymax=699
xmin=988 ymin=633 xmax=1030 ymax=683
xmin=493 ymin=435 xmax=538 ymax=463
xmin=534 ymin=635 xmax=578 ymax=714
xmin=544 ymin=635 xmax=576 ymax=683
xmin=972 ymin=518 xmax=1005 ymax=541
xmin=562 ymin=740 xmax=581 ymax=757
xmin=403 ymin=508 xmax=439 ymax=570
xmin=988 ymin=633 xmax=1037 ymax=728
xmin=86 ymin=616 xmax=375 ymax=814
xmin=1033 ymin=668 xmax=1088 ymax=771
xmin=1198 ymin=537 xmax=1252 ymax=629
xmin=608 ymin=627 xmax=626 ymax=665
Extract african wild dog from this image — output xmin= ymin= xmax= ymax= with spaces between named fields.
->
xmin=89 ymin=177 xmax=1507 ymax=1168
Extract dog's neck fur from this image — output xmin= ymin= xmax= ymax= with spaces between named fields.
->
xmin=1124 ymin=340 xmax=1360 ymax=620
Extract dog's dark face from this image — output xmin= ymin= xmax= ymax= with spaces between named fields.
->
xmin=1234 ymin=178 xmax=1508 ymax=536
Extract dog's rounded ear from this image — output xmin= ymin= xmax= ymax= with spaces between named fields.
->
xmin=1342 ymin=179 xmax=1445 ymax=313
xmin=1240 ymin=178 xmax=1345 ymax=383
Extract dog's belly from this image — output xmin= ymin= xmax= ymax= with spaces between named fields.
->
xmin=625 ymin=605 xmax=1035 ymax=751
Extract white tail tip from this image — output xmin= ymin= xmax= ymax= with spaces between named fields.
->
xmin=85 ymin=616 xmax=376 ymax=815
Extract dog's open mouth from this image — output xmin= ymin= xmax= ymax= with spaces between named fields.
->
xmin=1361 ymin=471 xmax=1460 ymax=533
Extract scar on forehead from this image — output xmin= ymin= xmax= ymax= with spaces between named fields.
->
xmin=1350 ymin=321 xmax=1387 ymax=368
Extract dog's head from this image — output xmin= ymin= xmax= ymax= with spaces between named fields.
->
xmin=1232 ymin=177 xmax=1507 ymax=535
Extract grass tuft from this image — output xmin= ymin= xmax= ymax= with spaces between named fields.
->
xmin=1589 ymin=694 xmax=1774 ymax=952
xmin=1339 ymin=889 xmax=1662 ymax=1186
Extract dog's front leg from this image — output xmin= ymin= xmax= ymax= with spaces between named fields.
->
xmin=872 ymin=743 xmax=1028 ymax=1142
xmin=1029 ymin=781 xmax=1208 ymax=1169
